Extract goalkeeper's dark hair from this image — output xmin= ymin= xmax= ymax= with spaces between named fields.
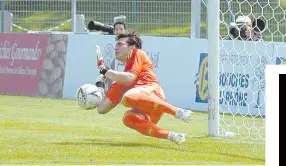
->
xmin=117 ymin=31 xmax=142 ymax=49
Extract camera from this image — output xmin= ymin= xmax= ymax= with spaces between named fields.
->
xmin=87 ymin=21 xmax=114 ymax=34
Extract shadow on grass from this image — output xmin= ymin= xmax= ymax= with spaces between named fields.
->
xmin=54 ymin=138 xmax=192 ymax=153
xmin=53 ymin=136 xmax=264 ymax=163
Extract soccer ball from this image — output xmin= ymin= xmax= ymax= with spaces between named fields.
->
xmin=76 ymin=84 xmax=104 ymax=110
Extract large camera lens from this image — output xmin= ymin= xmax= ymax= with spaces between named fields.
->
xmin=230 ymin=25 xmax=247 ymax=40
xmin=230 ymin=27 xmax=239 ymax=38
xmin=87 ymin=21 xmax=114 ymax=34
xmin=252 ymin=19 xmax=265 ymax=33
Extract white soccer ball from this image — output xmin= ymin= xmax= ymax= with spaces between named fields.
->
xmin=76 ymin=84 xmax=104 ymax=110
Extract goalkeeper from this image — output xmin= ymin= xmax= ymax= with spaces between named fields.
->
xmin=94 ymin=31 xmax=193 ymax=145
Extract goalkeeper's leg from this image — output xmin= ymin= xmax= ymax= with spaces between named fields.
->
xmin=121 ymin=85 xmax=193 ymax=123
xmin=122 ymin=109 xmax=186 ymax=144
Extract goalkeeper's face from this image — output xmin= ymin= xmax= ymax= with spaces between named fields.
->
xmin=115 ymin=37 xmax=134 ymax=62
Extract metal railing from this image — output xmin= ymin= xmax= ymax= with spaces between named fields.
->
xmin=0 ymin=0 xmax=285 ymax=41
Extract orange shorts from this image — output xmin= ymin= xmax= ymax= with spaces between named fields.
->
xmin=132 ymin=84 xmax=166 ymax=101
xmin=124 ymin=84 xmax=166 ymax=124
xmin=124 ymin=108 xmax=163 ymax=124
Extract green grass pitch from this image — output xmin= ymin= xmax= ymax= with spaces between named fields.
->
xmin=0 ymin=95 xmax=265 ymax=165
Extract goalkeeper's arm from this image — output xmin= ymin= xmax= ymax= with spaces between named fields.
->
xmin=99 ymin=67 xmax=137 ymax=85
xmin=106 ymin=69 xmax=137 ymax=85
xmin=94 ymin=75 xmax=117 ymax=114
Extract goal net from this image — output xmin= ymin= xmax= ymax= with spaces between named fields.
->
xmin=205 ymin=0 xmax=286 ymax=140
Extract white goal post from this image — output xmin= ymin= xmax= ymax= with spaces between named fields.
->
xmin=207 ymin=0 xmax=220 ymax=137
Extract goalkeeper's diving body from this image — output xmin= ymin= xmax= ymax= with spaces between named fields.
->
xmin=94 ymin=31 xmax=193 ymax=145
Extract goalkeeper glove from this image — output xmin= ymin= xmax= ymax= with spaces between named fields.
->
xmin=95 ymin=74 xmax=107 ymax=99
xmin=96 ymin=45 xmax=109 ymax=75
xmin=95 ymin=74 xmax=107 ymax=89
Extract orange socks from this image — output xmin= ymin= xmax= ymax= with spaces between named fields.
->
xmin=122 ymin=110 xmax=169 ymax=139
xmin=121 ymin=91 xmax=178 ymax=116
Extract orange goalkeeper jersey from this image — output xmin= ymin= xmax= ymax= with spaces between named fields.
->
xmin=106 ymin=48 xmax=165 ymax=104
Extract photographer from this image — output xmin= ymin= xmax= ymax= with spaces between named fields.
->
xmin=228 ymin=16 xmax=265 ymax=41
